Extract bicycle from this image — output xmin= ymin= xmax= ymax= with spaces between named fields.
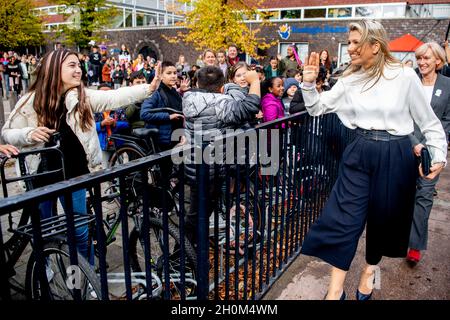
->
xmin=86 ymin=185 xmax=198 ymax=300
xmin=94 ymin=107 xmax=198 ymax=299
xmin=0 ymin=135 xmax=101 ymax=300
xmin=107 ymin=107 xmax=182 ymax=217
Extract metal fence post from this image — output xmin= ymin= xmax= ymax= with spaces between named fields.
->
xmin=196 ymin=160 xmax=210 ymax=300
xmin=0 ymin=83 xmax=5 ymax=144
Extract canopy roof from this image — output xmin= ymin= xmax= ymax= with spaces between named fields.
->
xmin=389 ymin=34 xmax=424 ymax=52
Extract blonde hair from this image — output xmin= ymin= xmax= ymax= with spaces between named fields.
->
xmin=343 ymin=20 xmax=400 ymax=90
xmin=415 ymin=42 xmax=446 ymax=70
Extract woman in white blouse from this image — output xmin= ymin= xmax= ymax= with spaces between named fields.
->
xmin=299 ymin=20 xmax=447 ymax=300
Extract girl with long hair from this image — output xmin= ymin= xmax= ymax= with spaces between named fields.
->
xmin=224 ymin=61 xmax=263 ymax=125
xmin=319 ymin=49 xmax=333 ymax=74
xmin=2 ymin=49 xmax=161 ymax=260
xmin=299 ymin=20 xmax=447 ymax=300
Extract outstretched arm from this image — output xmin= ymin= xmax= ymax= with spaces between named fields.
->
xmin=300 ymin=52 xmax=346 ymax=116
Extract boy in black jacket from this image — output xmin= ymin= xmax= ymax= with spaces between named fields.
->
xmin=112 ymin=65 xmax=124 ymax=90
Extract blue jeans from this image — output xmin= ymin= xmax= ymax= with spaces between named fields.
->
xmin=3 ymin=73 xmax=10 ymax=95
xmin=39 ymin=189 xmax=93 ymax=264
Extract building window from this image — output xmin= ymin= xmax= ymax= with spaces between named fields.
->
xmin=304 ymin=8 xmax=326 ymax=19
xmin=136 ymin=12 xmax=145 ymax=26
xmin=147 ymin=13 xmax=158 ymax=26
xmin=355 ymin=6 xmax=382 ymax=18
xmin=338 ymin=44 xmax=351 ymax=67
xmin=328 ymin=7 xmax=352 ymax=18
xmin=242 ymin=13 xmax=257 ymax=20
xmin=262 ymin=11 xmax=280 ymax=20
xmin=110 ymin=11 xmax=124 ymax=28
xmin=49 ymin=24 xmax=59 ymax=31
xmin=279 ymin=42 xmax=309 ymax=66
xmin=158 ymin=13 xmax=165 ymax=26
xmin=125 ymin=9 xmax=133 ymax=27
xmin=431 ymin=4 xmax=450 ymax=18
xmin=281 ymin=10 xmax=302 ymax=19
xmin=382 ymin=5 xmax=406 ymax=18
xmin=173 ymin=16 xmax=184 ymax=24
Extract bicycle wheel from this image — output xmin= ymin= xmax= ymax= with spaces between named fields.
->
xmin=108 ymin=145 xmax=147 ymax=206
xmin=128 ymin=217 xmax=197 ymax=300
xmin=25 ymin=241 xmax=102 ymax=300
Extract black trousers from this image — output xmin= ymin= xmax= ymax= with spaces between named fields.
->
xmin=91 ymin=64 xmax=100 ymax=84
xmin=301 ymin=134 xmax=418 ymax=271
xmin=185 ymin=181 xmax=221 ymax=246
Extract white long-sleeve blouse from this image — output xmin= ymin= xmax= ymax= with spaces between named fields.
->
xmin=301 ymin=65 xmax=448 ymax=165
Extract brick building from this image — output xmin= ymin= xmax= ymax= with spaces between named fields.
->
xmin=33 ymin=1 xmax=450 ymax=67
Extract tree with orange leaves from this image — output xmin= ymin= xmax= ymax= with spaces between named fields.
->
xmin=164 ymin=0 xmax=276 ymax=58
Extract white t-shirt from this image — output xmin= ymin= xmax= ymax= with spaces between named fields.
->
xmin=422 ymin=85 xmax=434 ymax=104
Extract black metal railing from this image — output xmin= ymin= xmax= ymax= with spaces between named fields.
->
xmin=0 ymin=111 xmax=354 ymax=301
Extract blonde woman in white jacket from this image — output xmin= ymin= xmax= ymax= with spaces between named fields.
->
xmin=1 ymin=49 xmax=161 ymax=260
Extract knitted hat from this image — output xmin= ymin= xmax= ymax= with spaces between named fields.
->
xmin=283 ymin=77 xmax=299 ymax=91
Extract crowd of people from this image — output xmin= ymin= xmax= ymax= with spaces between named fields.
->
xmin=0 ymin=20 xmax=449 ymax=300
xmin=0 ymin=51 xmax=38 ymax=99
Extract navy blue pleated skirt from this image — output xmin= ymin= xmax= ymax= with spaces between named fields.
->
xmin=300 ymin=133 xmax=418 ymax=271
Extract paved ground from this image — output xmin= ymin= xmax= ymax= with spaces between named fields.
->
xmin=263 ymin=153 xmax=450 ymax=300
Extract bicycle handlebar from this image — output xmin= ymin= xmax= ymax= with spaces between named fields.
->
xmin=0 ymin=132 xmax=62 ymax=161
xmin=0 ymin=132 xmax=66 ymax=197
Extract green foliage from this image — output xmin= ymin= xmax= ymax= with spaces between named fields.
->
xmin=54 ymin=0 xmax=117 ymax=49
xmin=165 ymin=0 xmax=276 ymax=58
xmin=0 ymin=0 xmax=44 ymax=49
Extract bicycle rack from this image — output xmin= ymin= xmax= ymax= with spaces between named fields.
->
xmin=14 ymin=214 xmax=95 ymax=240
xmin=106 ymin=272 xmax=163 ymax=299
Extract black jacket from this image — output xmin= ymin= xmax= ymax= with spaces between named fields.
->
xmin=410 ymin=72 xmax=450 ymax=146
xmin=289 ymin=89 xmax=306 ymax=114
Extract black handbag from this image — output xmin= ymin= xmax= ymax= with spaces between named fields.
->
xmin=420 ymin=147 xmax=432 ymax=176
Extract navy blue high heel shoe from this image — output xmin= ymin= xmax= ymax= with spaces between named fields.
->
xmin=356 ymin=289 xmax=372 ymax=301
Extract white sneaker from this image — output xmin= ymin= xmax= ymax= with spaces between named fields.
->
xmin=87 ymin=283 xmax=98 ymax=299
xmin=46 ymin=262 xmax=54 ymax=282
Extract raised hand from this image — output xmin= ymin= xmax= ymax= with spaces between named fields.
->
xmin=245 ymin=70 xmax=259 ymax=85
xmin=255 ymin=111 xmax=264 ymax=119
xmin=180 ymin=77 xmax=191 ymax=92
xmin=149 ymin=61 xmax=162 ymax=93
xmin=303 ymin=52 xmax=320 ymax=83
